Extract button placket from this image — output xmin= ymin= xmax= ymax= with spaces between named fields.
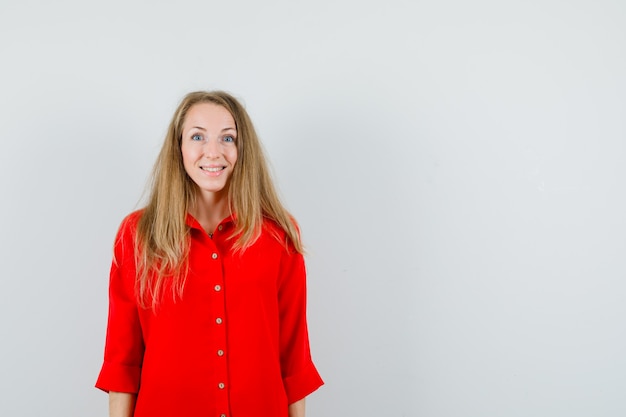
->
xmin=194 ymin=221 xmax=231 ymax=417
xmin=208 ymin=245 xmax=229 ymax=416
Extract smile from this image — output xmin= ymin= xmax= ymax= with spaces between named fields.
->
xmin=201 ymin=166 xmax=225 ymax=172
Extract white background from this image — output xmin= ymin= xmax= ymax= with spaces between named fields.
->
xmin=1 ymin=1 xmax=625 ymax=416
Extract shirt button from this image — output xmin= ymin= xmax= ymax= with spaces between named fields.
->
xmin=218 ymin=382 xmax=225 ymax=389
xmin=212 ymin=253 xmax=218 ymax=260
xmin=217 ymin=349 xmax=224 ymax=356
xmin=214 ymin=284 xmax=221 ymax=291
xmin=216 ymin=317 xmax=223 ymax=324
xmin=218 ymin=225 xmax=223 ymax=231
xmin=220 ymin=414 xmax=227 ymax=417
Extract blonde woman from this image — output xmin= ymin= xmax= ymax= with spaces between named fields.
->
xmin=96 ymin=91 xmax=323 ymax=417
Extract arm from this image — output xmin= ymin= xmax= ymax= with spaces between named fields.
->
xmin=96 ymin=214 xmax=145 ymax=397
xmin=109 ymin=392 xmax=136 ymax=417
xmin=288 ymin=398 xmax=306 ymax=417
xmin=277 ymin=249 xmax=323 ymax=404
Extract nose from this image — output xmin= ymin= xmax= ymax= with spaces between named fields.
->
xmin=203 ymin=137 xmax=220 ymax=158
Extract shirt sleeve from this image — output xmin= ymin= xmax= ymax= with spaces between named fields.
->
xmin=95 ymin=214 xmax=145 ymax=393
xmin=277 ymin=248 xmax=324 ymax=404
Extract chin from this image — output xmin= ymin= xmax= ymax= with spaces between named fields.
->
xmin=197 ymin=183 xmax=229 ymax=194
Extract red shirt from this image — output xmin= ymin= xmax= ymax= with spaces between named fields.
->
xmin=96 ymin=211 xmax=323 ymax=417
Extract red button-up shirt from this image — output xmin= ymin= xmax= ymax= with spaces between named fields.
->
xmin=96 ymin=211 xmax=323 ymax=417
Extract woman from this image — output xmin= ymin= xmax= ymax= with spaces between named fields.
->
xmin=96 ymin=91 xmax=323 ymax=417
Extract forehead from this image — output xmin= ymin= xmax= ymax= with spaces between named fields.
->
xmin=183 ymin=102 xmax=236 ymax=130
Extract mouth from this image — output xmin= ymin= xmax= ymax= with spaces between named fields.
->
xmin=201 ymin=166 xmax=226 ymax=173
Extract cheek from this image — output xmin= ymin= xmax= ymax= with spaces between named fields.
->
xmin=228 ymin=147 xmax=238 ymax=165
xmin=180 ymin=148 xmax=199 ymax=179
xmin=181 ymin=145 xmax=195 ymax=167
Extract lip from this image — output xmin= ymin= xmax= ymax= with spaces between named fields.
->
xmin=200 ymin=165 xmax=226 ymax=177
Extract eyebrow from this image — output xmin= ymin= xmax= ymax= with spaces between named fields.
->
xmin=190 ymin=126 xmax=237 ymax=132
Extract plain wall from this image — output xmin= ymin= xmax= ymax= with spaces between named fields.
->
xmin=1 ymin=1 xmax=625 ymax=416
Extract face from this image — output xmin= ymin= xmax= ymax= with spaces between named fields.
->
xmin=181 ymin=102 xmax=238 ymax=199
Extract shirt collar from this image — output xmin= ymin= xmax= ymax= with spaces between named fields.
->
xmin=185 ymin=213 xmax=236 ymax=232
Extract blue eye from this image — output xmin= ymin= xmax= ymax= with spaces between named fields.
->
xmin=191 ymin=134 xmax=202 ymax=141
xmin=223 ymin=136 xmax=235 ymax=143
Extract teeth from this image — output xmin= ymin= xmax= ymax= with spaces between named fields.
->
xmin=202 ymin=167 xmax=223 ymax=172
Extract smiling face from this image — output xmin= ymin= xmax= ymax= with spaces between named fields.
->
xmin=181 ymin=102 xmax=238 ymax=201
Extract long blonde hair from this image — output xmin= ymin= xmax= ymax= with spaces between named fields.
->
xmin=136 ymin=91 xmax=302 ymax=308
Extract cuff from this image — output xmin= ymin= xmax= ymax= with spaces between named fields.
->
xmin=283 ymin=362 xmax=324 ymax=404
xmin=95 ymin=361 xmax=142 ymax=394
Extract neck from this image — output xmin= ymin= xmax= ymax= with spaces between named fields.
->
xmin=190 ymin=190 xmax=230 ymax=234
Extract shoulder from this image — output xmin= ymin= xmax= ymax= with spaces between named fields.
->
xmin=116 ymin=209 xmax=145 ymax=235
xmin=261 ymin=217 xmax=288 ymax=241
xmin=262 ymin=217 xmax=284 ymax=236
xmin=121 ymin=209 xmax=144 ymax=227
xmin=260 ymin=217 xmax=301 ymax=255
xmin=113 ymin=209 xmax=145 ymax=253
